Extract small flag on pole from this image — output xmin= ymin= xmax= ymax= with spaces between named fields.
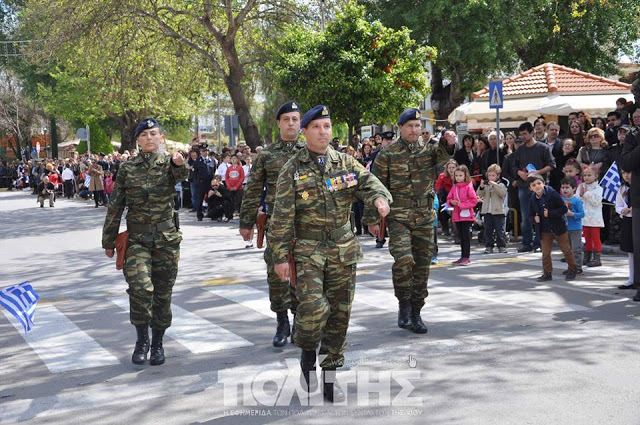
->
xmin=0 ymin=281 xmax=39 ymax=333
xmin=600 ymin=162 xmax=621 ymax=204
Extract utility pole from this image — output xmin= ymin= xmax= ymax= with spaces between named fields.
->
xmin=217 ymin=93 xmax=222 ymax=152
xmin=320 ymin=0 xmax=325 ymax=32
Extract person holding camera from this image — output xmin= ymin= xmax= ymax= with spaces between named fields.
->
xmin=37 ymin=175 xmax=55 ymax=208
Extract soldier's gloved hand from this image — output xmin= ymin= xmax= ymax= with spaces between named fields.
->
xmin=105 ymin=249 xmax=114 ymax=258
xmin=275 ymin=263 xmax=290 ymax=281
xmin=171 ymin=152 xmax=185 ymax=166
xmin=374 ymin=198 xmax=390 ymax=217
xmin=239 ymin=227 xmax=254 ymax=241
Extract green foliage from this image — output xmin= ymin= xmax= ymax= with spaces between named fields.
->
xmin=364 ymin=0 xmax=640 ymax=98
xmin=76 ymin=121 xmax=112 ymax=155
xmin=270 ymin=2 xmax=435 ymax=131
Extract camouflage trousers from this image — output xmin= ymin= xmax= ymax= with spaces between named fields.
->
xmin=293 ymin=259 xmax=356 ymax=369
xmin=388 ymin=210 xmax=435 ymax=310
xmin=265 ymin=233 xmax=298 ymax=313
xmin=123 ymin=234 xmax=181 ymax=330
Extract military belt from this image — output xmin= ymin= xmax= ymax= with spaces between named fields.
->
xmin=392 ymin=196 xmax=433 ymax=208
xmin=296 ymin=221 xmax=353 ymax=242
xmin=127 ymin=219 xmax=175 ymax=234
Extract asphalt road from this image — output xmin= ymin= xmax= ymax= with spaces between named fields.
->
xmin=1 ymin=189 xmax=639 ymax=425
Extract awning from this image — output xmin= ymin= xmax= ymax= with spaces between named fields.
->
xmin=448 ymin=98 xmax=544 ymax=124
xmin=449 ymin=93 xmax=632 ymax=124
xmin=538 ymin=94 xmax=631 ymax=116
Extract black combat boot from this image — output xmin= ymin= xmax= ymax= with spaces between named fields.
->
xmin=131 ymin=325 xmax=150 ymax=365
xmin=322 ymin=368 xmax=345 ymax=403
xmin=149 ymin=328 xmax=165 ymax=366
xmin=633 ymin=289 xmax=640 ymax=302
xmin=410 ymin=307 xmax=428 ymax=334
xmin=272 ymin=311 xmax=291 ymax=347
xmin=397 ymin=300 xmax=412 ymax=329
xmin=300 ymin=350 xmax=318 ymax=393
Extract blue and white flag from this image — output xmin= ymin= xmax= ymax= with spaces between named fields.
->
xmin=0 ymin=281 xmax=39 ymax=333
xmin=600 ymin=162 xmax=621 ymax=204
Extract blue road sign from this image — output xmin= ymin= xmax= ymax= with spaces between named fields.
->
xmin=488 ymin=81 xmax=503 ymax=109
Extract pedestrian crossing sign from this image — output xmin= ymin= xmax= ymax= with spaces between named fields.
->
xmin=489 ymin=81 xmax=503 ymax=109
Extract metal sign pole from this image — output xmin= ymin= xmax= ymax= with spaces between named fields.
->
xmin=496 ymin=108 xmax=500 ymax=167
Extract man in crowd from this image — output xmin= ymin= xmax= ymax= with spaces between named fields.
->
xmin=544 ymin=121 xmax=562 ymax=156
xmin=62 ymin=163 xmax=75 ymax=199
xmin=36 ymin=175 xmax=55 ymax=207
xmin=366 ymin=109 xmax=454 ymax=334
xmin=513 ymin=121 xmax=555 ymax=253
xmin=270 ymin=105 xmax=392 ymax=402
xmin=605 ymin=111 xmax=622 ymax=146
xmin=239 ymin=101 xmax=306 ymax=347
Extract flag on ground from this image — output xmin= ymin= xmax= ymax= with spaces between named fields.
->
xmin=600 ymin=162 xmax=621 ymax=204
xmin=0 ymin=281 xmax=39 ymax=333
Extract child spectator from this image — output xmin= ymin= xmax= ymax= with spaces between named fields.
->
xmin=476 ymin=164 xmax=508 ymax=253
xmin=615 ymin=170 xmax=634 ymax=289
xmin=563 ymin=159 xmax=582 ymax=187
xmin=435 ymin=159 xmax=458 ymax=236
xmin=225 ymin=154 xmax=245 ymax=218
xmin=103 ymin=171 xmax=115 ymax=201
xmin=447 ymin=165 xmax=478 ymax=266
xmin=528 ymin=174 xmax=577 ymax=281
xmin=578 ymin=166 xmax=604 ymax=267
xmin=560 ymin=177 xmax=585 ymax=275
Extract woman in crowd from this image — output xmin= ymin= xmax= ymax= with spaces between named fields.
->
xmin=593 ymin=117 xmax=607 ymax=131
xmin=568 ymin=120 xmax=585 ymax=152
xmin=88 ymin=162 xmax=107 ymax=207
xmin=550 ymin=139 xmax=578 ymax=191
xmin=453 ymin=134 xmax=475 ymax=169
xmin=533 ymin=118 xmax=547 ymax=142
xmin=577 ymin=127 xmax=609 ymax=179
xmin=577 ymin=111 xmax=592 ymax=131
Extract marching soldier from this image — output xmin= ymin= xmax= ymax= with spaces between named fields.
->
xmin=365 ymin=109 xmax=454 ymax=334
xmin=269 ymin=105 xmax=392 ymax=402
xmin=239 ymin=101 xmax=306 ymax=347
xmin=102 ymin=118 xmax=187 ymax=366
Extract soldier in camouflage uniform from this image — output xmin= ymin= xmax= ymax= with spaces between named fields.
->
xmin=270 ymin=105 xmax=392 ymax=402
xmin=102 ymin=118 xmax=188 ymax=366
xmin=239 ymin=101 xmax=306 ymax=347
xmin=364 ymin=108 xmax=454 ymax=334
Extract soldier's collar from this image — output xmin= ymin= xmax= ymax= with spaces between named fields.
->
xmin=401 ymin=138 xmax=421 ymax=152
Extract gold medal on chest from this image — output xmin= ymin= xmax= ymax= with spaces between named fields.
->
xmin=301 ymin=191 xmax=309 ymax=200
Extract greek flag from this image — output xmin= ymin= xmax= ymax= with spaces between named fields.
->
xmin=600 ymin=162 xmax=621 ymax=204
xmin=0 ymin=281 xmax=39 ymax=333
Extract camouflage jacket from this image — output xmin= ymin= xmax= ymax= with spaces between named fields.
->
xmin=363 ymin=138 xmax=451 ymax=225
xmin=239 ymin=137 xmax=307 ymax=229
xmin=102 ymin=153 xmax=188 ymax=249
xmin=269 ymin=147 xmax=392 ymax=265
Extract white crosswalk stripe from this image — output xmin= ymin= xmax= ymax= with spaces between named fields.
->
xmin=1 ymin=305 xmax=119 ymax=373
xmin=109 ymin=297 xmax=253 ymax=354
xmin=355 ymin=284 xmax=481 ymax=322
xmin=204 ymin=284 xmax=368 ymax=333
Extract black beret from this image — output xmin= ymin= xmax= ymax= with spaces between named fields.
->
xmin=397 ymin=108 xmax=421 ymax=126
xmin=275 ymin=101 xmax=301 ymax=120
xmin=380 ymin=131 xmax=395 ymax=140
xmin=301 ymin=105 xmax=330 ymax=128
xmin=134 ymin=118 xmax=159 ymax=139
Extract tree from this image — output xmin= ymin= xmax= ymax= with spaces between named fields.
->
xmin=23 ymin=0 xmax=307 ymax=150
xmin=0 ymin=68 xmax=45 ymax=160
xmin=21 ymin=6 xmax=211 ymax=152
xmin=270 ymin=2 xmax=435 ymax=137
xmin=363 ymin=0 xmax=640 ymax=121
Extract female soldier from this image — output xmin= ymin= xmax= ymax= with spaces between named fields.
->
xmin=102 ymin=118 xmax=187 ymax=366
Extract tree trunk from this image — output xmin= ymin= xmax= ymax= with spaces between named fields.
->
xmin=108 ymin=111 xmax=138 ymax=153
xmin=219 ymin=39 xmax=261 ymax=150
xmin=50 ymin=116 xmax=59 ymax=159
xmin=430 ymin=65 xmax=466 ymax=124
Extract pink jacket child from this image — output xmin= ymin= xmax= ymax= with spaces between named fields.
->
xmin=104 ymin=175 xmax=115 ymax=196
xmin=447 ymin=182 xmax=478 ymax=222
